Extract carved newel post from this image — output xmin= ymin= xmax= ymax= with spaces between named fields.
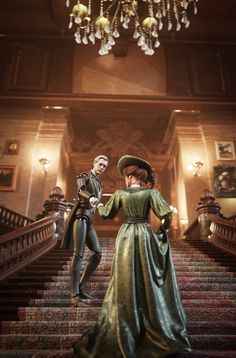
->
xmin=196 ymin=189 xmax=221 ymax=241
xmin=43 ymin=186 xmax=68 ymax=241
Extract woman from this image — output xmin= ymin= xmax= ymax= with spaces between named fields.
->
xmin=74 ymin=155 xmax=191 ymax=357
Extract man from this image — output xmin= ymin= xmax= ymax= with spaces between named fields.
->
xmin=61 ymin=155 xmax=108 ymax=306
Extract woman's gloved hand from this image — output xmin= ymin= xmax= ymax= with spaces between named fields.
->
xmin=89 ymin=196 xmax=104 ymax=208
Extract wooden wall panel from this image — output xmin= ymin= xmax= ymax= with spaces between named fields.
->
xmin=0 ymin=45 xmax=12 ymax=90
xmin=48 ymin=49 xmax=73 ymax=93
xmin=165 ymin=45 xmax=190 ymax=96
xmin=0 ymin=40 xmax=74 ymax=94
xmin=0 ymin=40 xmax=235 ymax=98
xmin=8 ymin=46 xmax=49 ymax=91
xmin=166 ymin=44 xmax=235 ymax=97
xmin=225 ymin=47 xmax=236 ymax=95
xmin=187 ymin=47 xmax=229 ymax=96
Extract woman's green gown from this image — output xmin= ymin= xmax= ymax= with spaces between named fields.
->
xmin=74 ymin=188 xmax=192 ymax=357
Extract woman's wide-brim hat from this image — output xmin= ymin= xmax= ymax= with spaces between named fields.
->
xmin=117 ymin=155 xmax=153 ymax=178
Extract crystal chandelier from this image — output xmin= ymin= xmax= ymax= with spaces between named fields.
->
xmin=66 ymin=0 xmax=198 ymax=56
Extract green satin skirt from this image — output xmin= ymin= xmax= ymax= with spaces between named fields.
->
xmin=74 ymin=227 xmax=192 ymax=357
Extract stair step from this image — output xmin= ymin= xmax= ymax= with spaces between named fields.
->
xmin=181 ymin=290 xmax=236 ymax=299
xmin=38 ymin=281 xmax=236 ymax=291
xmin=50 ymin=276 xmax=236 ymax=283
xmin=27 ymin=298 xmax=103 ymax=307
xmin=17 ymin=306 xmax=236 ymax=322
xmin=33 ymin=350 xmax=235 ymax=358
xmin=1 ymin=238 xmax=236 ymax=357
xmin=187 ymin=321 xmax=236 ymax=335
xmin=37 ymin=290 xmax=105 ymax=299
xmin=1 ymin=288 xmax=235 ymax=300
xmin=0 ymin=283 xmax=49 ymax=289
xmin=19 ymin=271 xmax=64 ymax=276
xmin=1 ymin=349 xmax=236 ymax=358
xmin=6 ymin=272 xmax=236 ymax=286
xmin=3 ymin=297 xmax=232 ymax=309
xmin=0 ymin=334 xmax=80 ymax=350
xmin=175 ymin=266 xmax=230 ymax=272
xmin=1 ymin=320 xmax=93 ymax=334
xmin=24 ymin=289 xmax=236 ymax=300
xmin=8 ymin=276 xmax=110 ymax=283
xmin=18 ymin=307 xmax=100 ymax=321
xmin=0 ymin=290 xmax=43 ymax=297
xmin=2 ymin=320 xmax=236 ymax=335
xmin=44 ymin=282 xmax=109 ymax=290
xmin=190 ymin=334 xmax=236 ymax=350
xmin=1 ymin=333 xmax=236 ymax=351
xmin=0 ymin=309 xmax=19 ymax=321
xmin=177 ymin=277 xmax=236 ymax=283
xmin=0 ymin=299 xmax=31 ymax=309
xmin=59 ymin=262 xmax=231 ymax=269
xmin=178 ymin=283 xmax=236 ymax=291
xmin=0 ymin=350 xmax=76 ymax=358
xmin=57 ymin=270 xmax=235 ymax=277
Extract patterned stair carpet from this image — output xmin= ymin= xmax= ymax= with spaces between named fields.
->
xmin=0 ymin=238 xmax=236 ymax=358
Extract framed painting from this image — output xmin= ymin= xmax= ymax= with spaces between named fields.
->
xmin=5 ymin=140 xmax=19 ymax=155
xmin=213 ymin=165 xmax=236 ymax=198
xmin=0 ymin=165 xmax=17 ymax=191
xmin=215 ymin=141 xmax=235 ymax=161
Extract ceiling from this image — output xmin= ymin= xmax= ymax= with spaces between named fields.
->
xmin=0 ymin=0 xmax=236 ymax=160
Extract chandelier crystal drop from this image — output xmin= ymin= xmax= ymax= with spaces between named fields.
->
xmin=66 ymin=0 xmax=198 ymax=56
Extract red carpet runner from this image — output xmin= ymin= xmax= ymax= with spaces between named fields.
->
xmin=0 ymin=237 xmax=236 ymax=357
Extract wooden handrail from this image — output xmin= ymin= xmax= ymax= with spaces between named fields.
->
xmin=0 ymin=215 xmax=55 ymax=244
xmin=0 ymin=213 xmax=60 ymax=281
xmin=184 ymin=214 xmax=236 ymax=253
xmin=208 ymin=213 xmax=236 ymax=255
xmin=228 ymin=214 xmax=236 ymax=222
xmin=183 ymin=189 xmax=236 ymax=255
xmin=0 ymin=205 xmax=34 ymax=233
xmin=183 ymin=218 xmax=200 ymax=241
xmin=183 ymin=217 xmax=198 ymax=235
xmin=209 ymin=214 xmax=236 ymax=229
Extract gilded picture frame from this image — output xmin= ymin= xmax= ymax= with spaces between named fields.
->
xmin=213 ymin=165 xmax=236 ymax=198
xmin=215 ymin=141 xmax=235 ymax=161
xmin=5 ymin=140 xmax=19 ymax=155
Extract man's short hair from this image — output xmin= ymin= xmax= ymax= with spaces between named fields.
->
xmin=93 ymin=155 xmax=109 ymax=164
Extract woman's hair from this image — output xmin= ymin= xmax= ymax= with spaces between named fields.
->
xmin=123 ymin=164 xmax=156 ymax=188
xmin=123 ymin=165 xmax=148 ymax=181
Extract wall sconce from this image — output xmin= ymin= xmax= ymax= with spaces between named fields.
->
xmin=39 ymin=157 xmax=51 ymax=173
xmin=188 ymin=157 xmax=204 ymax=177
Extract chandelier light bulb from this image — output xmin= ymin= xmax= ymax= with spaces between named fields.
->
xmin=66 ymin=0 xmax=199 ymax=56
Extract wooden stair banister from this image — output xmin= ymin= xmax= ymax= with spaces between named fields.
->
xmin=0 ymin=205 xmax=34 ymax=234
xmin=0 ymin=213 xmax=60 ymax=281
xmin=183 ymin=218 xmax=200 ymax=241
xmin=208 ymin=213 xmax=236 ymax=255
xmin=228 ymin=214 xmax=236 ymax=223
xmin=0 ymin=186 xmax=70 ymax=281
xmin=184 ymin=189 xmax=236 ymax=256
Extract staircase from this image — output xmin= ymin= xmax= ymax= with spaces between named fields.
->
xmin=0 ymin=237 xmax=236 ymax=357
